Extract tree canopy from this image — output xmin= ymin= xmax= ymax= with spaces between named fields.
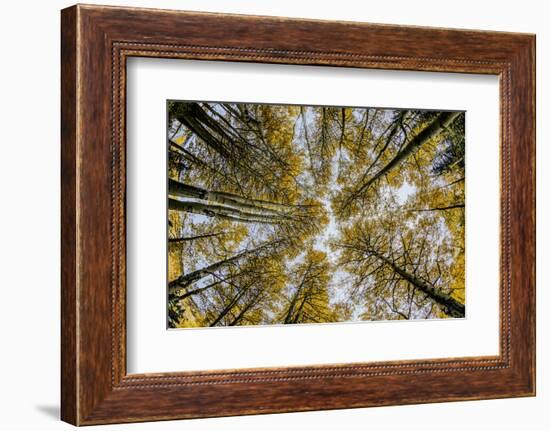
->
xmin=167 ymin=101 xmax=465 ymax=328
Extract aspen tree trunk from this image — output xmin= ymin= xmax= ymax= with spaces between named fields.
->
xmin=176 ymin=103 xmax=235 ymax=158
xmin=283 ymin=264 xmax=313 ymax=323
xmin=228 ymin=291 xmax=262 ymax=326
xmin=344 ymin=111 xmax=462 ymax=208
xmin=209 ymin=288 xmax=248 ymax=327
xmin=411 ymin=203 xmax=465 ymax=212
xmin=168 ymin=179 xmax=295 ymax=216
xmin=168 ymin=198 xmax=289 ymax=224
xmin=368 ymin=249 xmax=465 ymax=318
xmin=168 ymin=232 xmax=224 ymax=243
xmin=168 ymin=240 xmax=284 ymax=294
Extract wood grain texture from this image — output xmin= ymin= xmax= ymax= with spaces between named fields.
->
xmin=60 ymin=5 xmax=78 ymax=425
xmin=60 ymin=4 xmax=536 ymax=425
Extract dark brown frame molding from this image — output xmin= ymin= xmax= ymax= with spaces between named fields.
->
xmin=61 ymin=4 xmax=536 ymax=425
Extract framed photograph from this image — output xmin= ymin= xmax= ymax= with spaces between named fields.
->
xmin=166 ymin=101 xmax=467 ymax=326
xmin=61 ymin=4 xmax=535 ymax=425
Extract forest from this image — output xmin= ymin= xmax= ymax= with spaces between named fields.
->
xmin=167 ymin=101 xmax=466 ymax=328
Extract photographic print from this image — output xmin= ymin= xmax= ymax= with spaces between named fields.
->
xmin=167 ymin=101 xmax=465 ymax=328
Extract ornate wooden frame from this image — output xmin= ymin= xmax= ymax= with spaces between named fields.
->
xmin=61 ymin=4 xmax=536 ymax=425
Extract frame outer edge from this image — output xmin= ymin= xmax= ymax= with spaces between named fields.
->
xmin=528 ymin=34 xmax=536 ymax=396
xmin=504 ymin=34 xmax=536 ymax=396
xmin=61 ymin=4 xmax=80 ymax=426
xmin=522 ymin=34 xmax=536 ymax=395
xmin=531 ymin=34 xmax=537 ymax=396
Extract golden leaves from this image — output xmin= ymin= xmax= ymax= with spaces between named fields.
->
xmin=168 ymin=103 xmax=466 ymax=327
